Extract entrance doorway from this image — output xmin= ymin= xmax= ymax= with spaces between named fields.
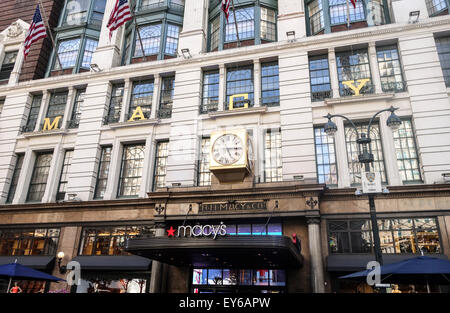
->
xmin=191 ymin=268 xmax=286 ymax=293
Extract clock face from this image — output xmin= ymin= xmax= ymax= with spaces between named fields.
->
xmin=212 ymin=134 xmax=244 ymax=166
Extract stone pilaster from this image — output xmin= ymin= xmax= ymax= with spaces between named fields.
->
xmin=306 ymin=216 xmax=325 ymax=293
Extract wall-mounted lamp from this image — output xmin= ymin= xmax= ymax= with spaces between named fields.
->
xmin=408 ymin=11 xmax=420 ymax=24
xmin=57 ymin=251 xmax=67 ymax=274
xmin=181 ymin=48 xmax=192 ymax=59
xmin=172 ymin=182 xmax=182 ymax=187
xmin=443 ymin=173 xmax=450 ymax=182
xmin=286 ymin=31 xmax=296 ymax=42
xmin=90 ymin=63 xmax=102 ymax=72
xmin=293 ymin=175 xmax=304 ymax=181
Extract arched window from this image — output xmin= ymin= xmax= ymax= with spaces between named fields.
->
xmin=208 ymin=0 xmax=278 ymax=52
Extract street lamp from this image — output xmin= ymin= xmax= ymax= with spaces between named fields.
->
xmin=324 ymin=106 xmax=402 ymax=266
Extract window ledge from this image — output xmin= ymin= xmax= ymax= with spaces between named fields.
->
xmin=325 ymin=93 xmax=394 ymax=106
xmin=20 ymin=129 xmax=68 ymax=138
xmin=106 ymin=118 xmax=159 ymax=129
xmin=208 ymin=106 xmax=267 ymax=118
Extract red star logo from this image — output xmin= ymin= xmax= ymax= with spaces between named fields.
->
xmin=167 ymin=226 xmax=176 ymax=237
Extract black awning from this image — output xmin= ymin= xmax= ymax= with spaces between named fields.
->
xmin=71 ymin=255 xmax=152 ymax=271
xmin=125 ymin=235 xmax=303 ymax=268
xmin=0 ymin=256 xmax=55 ymax=270
xmin=327 ymin=254 xmax=450 ymax=272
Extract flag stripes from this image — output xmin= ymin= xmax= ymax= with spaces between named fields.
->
xmin=107 ymin=0 xmax=133 ymax=39
xmin=24 ymin=5 xmax=47 ymax=60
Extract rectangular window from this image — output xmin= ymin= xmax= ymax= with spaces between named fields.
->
xmin=44 ymin=92 xmax=68 ymax=129
xmin=378 ymin=218 xmax=441 ymax=254
xmin=0 ymin=228 xmax=60 ymax=256
xmin=198 ymin=138 xmax=211 ymax=186
xmin=393 ymin=119 xmax=422 ymax=183
xmin=309 ymin=55 xmax=332 ymax=101
xmin=210 ymin=15 xmax=220 ymax=51
xmin=328 ymin=220 xmax=373 ymax=254
xmin=201 ymin=70 xmax=219 ymax=114
xmin=329 ymin=0 xmax=365 ymax=25
xmin=426 ymin=0 xmax=448 ymax=16
xmin=81 ymin=38 xmax=99 ymax=69
xmin=63 ymin=0 xmax=89 ymax=25
xmin=0 ymin=51 xmax=18 ymax=81
xmin=153 ymin=141 xmax=169 ymax=190
xmin=22 ymin=95 xmax=42 ymax=133
xmin=376 ymin=45 xmax=406 ymax=92
xmin=79 ymin=225 xmax=154 ymax=256
xmin=94 ymin=146 xmax=112 ymax=199
xmin=140 ymin=0 xmax=165 ymax=10
xmin=118 ymin=144 xmax=146 ymax=197
xmin=105 ymin=83 xmax=124 ymax=124
xmin=264 ymin=129 xmax=282 ymax=182
xmin=0 ymin=98 xmax=4 ymax=116
xmin=260 ymin=7 xmax=276 ymax=41
xmin=192 ymin=268 xmax=285 ymax=287
xmin=436 ymin=36 xmax=450 ymax=87
xmin=54 ymin=38 xmax=81 ymax=70
xmin=27 ymin=152 xmax=53 ymax=202
xmin=314 ymin=127 xmax=338 ymax=185
xmin=225 ymin=7 xmax=254 ymax=42
xmin=336 ymin=49 xmax=374 ymax=96
xmin=91 ymin=0 xmax=107 ymax=26
xmin=129 ymin=80 xmax=154 ymax=120
xmin=69 ymin=89 xmax=86 ymax=128
xmin=165 ymin=24 xmax=180 ymax=56
xmin=158 ymin=76 xmax=175 ymax=119
xmin=134 ymin=24 xmax=162 ymax=57
xmin=57 ymin=150 xmax=74 ymax=201
xmin=261 ymin=61 xmax=279 ymax=107
xmin=226 ymin=65 xmax=254 ymax=110
xmin=345 ymin=122 xmax=386 ymax=184
xmin=6 ymin=154 xmax=24 ymax=203
xmin=308 ymin=0 xmax=324 ymax=35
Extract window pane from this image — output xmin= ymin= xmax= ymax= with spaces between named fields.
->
xmin=329 ymin=0 xmax=365 ymax=25
xmin=94 ymin=146 xmax=112 ymax=199
xmin=153 ymin=141 xmax=169 ymax=189
xmin=436 ymin=36 xmax=450 ymax=87
xmin=69 ymin=89 xmax=86 ymax=129
xmin=81 ymin=39 xmax=99 ymax=68
xmin=158 ymin=77 xmax=175 ymax=119
xmin=260 ymin=7 xmax=276 ymax=41
xmin=309 ymin=55 xmax=331 ymax=101
xmin=336 ymin=49 xmax=373 ymax=96
xmin=128 ymin=80 xmax=154 ymax=120
xmin=225 ymin=7 xmax=254 ymax=42
xmin=426 ymin=0 xmax=448 ymax=16
xmin=105 ymin=83 xmax=124 ymax=124
xmin=308 ymin=0 xmax=324 ymax=34
xmin=393 ymin=119 xmax=422 ymax=183
xmin=201 ymin=70 xmax=219 ymax=113
xmin=269 ymin=270 xmax=286 ymax=286
xmin=135 ymin=24 xmax=162 ymax=56
xmin=350 ymin=232 xmax=372 ymax=253
xmin=237 ymin=224 xmax=251 ymax=235
xmin=252 ymin=224 xmax=266 ymax=235
xmin=57 ymin=150 xmax=74 ymax=201
xmin=118 ymin=144 xmax=145 ymax=197
xmin=264 ymin=129 xmax=282 ymax=182
xmin=226 ymin=65 xmax=254 ymax=109
xmin=261 ymin=62 xmax=279 ymax=107
xmin=207 ymin=269 xmax=222 ymax=285
xmin=55 ymin=38 xmax=81 ymax=69
xmin=314 ymin=127 xmax=337 ymax=185
xmin=192 ymin=269 xmax=208 ymax=285
xmin=27 ymin=153 xmax=53 ymax=202
xmin=210 ymin=15 xmax=220 ymax=51
xmin=267 ymin=223 xmax=282 ymax=236
xmin=64 ymin=0 xmax=89 ymax=25
xmin=253 ymin=270 xmax=269 ymax=286
xmin=198 ymin=138 xmax=211 ymax=186
xmin=376 ymin=45 xmax=406 ymax=92
xmin=165 ymin=24 xmax=180 ymax=55
xmin=329 ymin=232 xmax=350 ymax=253
xmin=7 ymin=154 xmax=24 ymax=203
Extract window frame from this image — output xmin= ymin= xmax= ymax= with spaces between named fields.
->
xmin=152 ymin=140 xmax=169 ymax=190
xmin=263 ymin=128 xmax=283 ymax=183
xmin=56 ymin=150 xmax=74 ymax=201
xmin=200 ymin=70 xmax=220 ymax=114
xmin=314 ymin=126 xmax=338 ymax=186
xmin=26 ymin=151 xmax=53 ymax=203
xmin=197 ymin=137 xmax=211 ymax=187
xmin=261 ymin=61 xmax=280 ymax=107
xmin=117 ymin=143 xmax=146 ymax=198
xmin=94 ymin=146 xmax=113 ymax=199
xmin=6 ymin=154 xmax=25 ymax=204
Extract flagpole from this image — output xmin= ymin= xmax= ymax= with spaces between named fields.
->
xmin=346 ymin=0 xmax=351 ymax=29
xmin=230 ymin=0 xmax=241 ymax=47
xmin=37 ymin=0 xmax=63 ymax=71
xmin=131 ymin=3 xmax=147 ymax=62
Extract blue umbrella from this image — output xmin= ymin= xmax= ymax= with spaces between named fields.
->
xmin=339 ymin=256 xmax=450 ymax=292
xmin=0 ymin=260 xmax=64 ymax=293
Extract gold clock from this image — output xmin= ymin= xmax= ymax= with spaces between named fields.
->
xmin=209 ymin=129 xmax=251 ymax=183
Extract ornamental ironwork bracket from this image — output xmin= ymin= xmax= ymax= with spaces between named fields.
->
xmin=306 ymin=197 xmax=318 ymax=210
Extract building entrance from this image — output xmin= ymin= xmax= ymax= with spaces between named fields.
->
xmin=191 ymin=268 xmax=286 ymax=293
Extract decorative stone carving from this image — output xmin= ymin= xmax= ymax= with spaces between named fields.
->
xmin=7 ymin=22 xmax=24 ymax=38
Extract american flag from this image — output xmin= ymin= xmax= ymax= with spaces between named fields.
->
xmin=24 ymin=5 xmax=47 ymax=60
xmin=221 ymin=0 xmax=231 ymax=22
xmin=107 ymin=0 xmax=132 ymax=40
xmin=350 ymin=0 xmax=356 ymax=8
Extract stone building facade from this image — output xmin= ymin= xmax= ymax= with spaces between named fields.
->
xmin=0 ymin=0 xmax=449 ymax=293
